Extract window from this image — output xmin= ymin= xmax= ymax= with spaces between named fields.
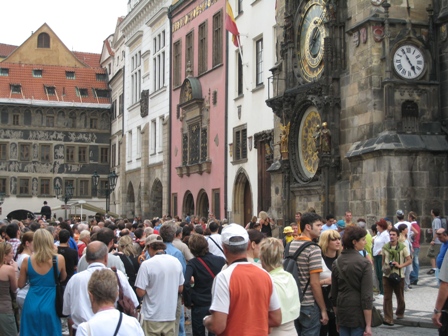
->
xmin=11 ymin=85 xmax=21 ymax=94
xmin=151 ymin=120 xmax=156 ymax=154
xmin=185 ymin=31 xmax=194 ymax=72
xmin=12 ymin=115 xmax=20 ymax=125
xmin=78 ymin=147 xmax=87 ymax=163
xmin=182 ymin=123 xmax=208 ymax=166
xmin=90 ymin=118 xmax=98 ymax=129
xmin=37 ymin=33 xmax=50 ymax=48
xmin=79 ymin=180 xmax=89 ymax=197
xmin=118 ymin=142 xmax=121 ymax=165
xmin=100 ymin=148 xmax=109 ymax=164
xmin=46 ymin=116 xmax=54 ymax=127
xmin=20 ymin=144 xmax=30 ymax=161
xmin=173 ymin=40 xmax=182 ymax=87
xmin=131 ymin=51 xmax=141 ymax=104
xmin=40 ymin=178 xmax=50 ymax=195
xmin=213 ymin=11 xmax=222 ymax=67
xmin=153 ymin=31 xmax=166 ymax=92
xmin=212 ymin=189 xmax=221 ymax=220
xmin=77 ymin=88 xmax=88 ymax=97
xmin=19 ymin=179 xmax=30 ymax=195
xmin=233 ymin=125 xmax=247 ymax=162
xmin=40 ymin=144 xmax=51 ymax=162
xmin=136 ymin=127 xmax=142 ymax=159
xmin=158 ymin=116 xmax=164 ymax=152
xmin=66 ymin=71 xmax=75 ymax=79
xmin=65 ymin=180 xmax=75 ymax=195
xmin=111 ymin=144 xmax=116 ymax=167
xmin=127 ymin=131 xmax=132 ymax=161
xmin=198 ymin=22 xmax=208 ymax=74
xmin=96 ymin=73 xmax=107 ymax=81
xmin=69 ymin=113 xmax=76 ymax=128
xmin=119 ymin=94 xmax=124 ymax=115
xmin=238 ymin=0 xmax=243 ymax=14
xmin=0 ymin=144 xmax=7 ymax=160
xmin=0 ymin=178 xmax=6 ymax=194
xmin=172 ymin=194 xmax=178 ymax=218
xmin=402 ymin=100 xmax=419 ymax=132
xmin=45 ymin=86 xmax=55 ymax=95
xmin=256 ymin=38 xmax=264 ymax=86
xmin=95 ymin=89 xmax=109 ymax=98
xmin=66 ymin=146 xmax=75 ymax=163
xmin=0 ymin=68 xmax=8 ymax=76
xmin=111 ymin=100 xmax=117 ymax=119
xmin=33 ymin=69 xmax=43 ymax=77
xmin=237 ymin=52 xmax=244 ymax=95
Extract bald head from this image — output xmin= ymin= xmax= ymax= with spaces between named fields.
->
xmin=86 ymin=241 xmax=108 ymax=265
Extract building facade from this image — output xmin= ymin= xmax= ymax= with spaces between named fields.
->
xmin=169 ymin=0 xmax=227 ymax=220
xmin=0 ymin=24 xmax=111 ymax=220
xmin=268 ymin=0 xmax=448 ymax=227
xmin=226 ymin=0 xmax=276 ymax=226
xmin=120 ymin=0 xmax=171 ymax=219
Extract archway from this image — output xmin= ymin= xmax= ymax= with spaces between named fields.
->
xmin=149 ymin=179 xmax=163 ymax=219
xmin=136 ymin=183 xmax=142 ymax=217
xmin=196 ymin=189 xmax=209 ymax=219
xmin=233 ymin=169 xmax=253 ymax=226
xmin=126 ymin=182 xmax=135 ymax=219
xmin=182 ymin=191 xmax=195 ymax=218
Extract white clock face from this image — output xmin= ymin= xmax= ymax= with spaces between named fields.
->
xmin=393 ymin=45 xmax=425 ymax=79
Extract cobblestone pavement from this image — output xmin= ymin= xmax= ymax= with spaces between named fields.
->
xmin=373 ymin=266 xmax=439 ymax=328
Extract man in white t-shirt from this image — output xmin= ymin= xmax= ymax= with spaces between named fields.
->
xmin=207 ymin=221 xmax=225 ymax=259
xmin=394 ymin=210 xmax=414 ymax=236
xmin=136 ymin=241 xmax=184 ymax=336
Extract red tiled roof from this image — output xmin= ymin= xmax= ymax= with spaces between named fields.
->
xmin=104 ymin=39 xmax=115 ymax=57
xmin=0 ymin=43 xmax=18 ymax=58
xmin=0 ymin=62 xmax=110 ymax=104
xmin=72 ymin=51 xmax=102 ymax=68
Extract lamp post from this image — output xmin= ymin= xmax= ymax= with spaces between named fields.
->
xmin=92 ymin=171 xmax=118 ymax=214
xmin=55 ymin=184 xmax=74 ymax=220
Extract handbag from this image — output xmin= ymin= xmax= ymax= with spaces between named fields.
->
xmin=335 ymin=259 xmax=383 ymax=328
xmin=111 ymin=267 xmax=137 ymax=318
xmin=52 ymin=255 xmax=67 ymax=318
xmin=388 ymin=272 xmax=401 ymax=285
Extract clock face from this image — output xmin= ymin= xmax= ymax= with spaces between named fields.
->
xmin=298 ymin=107 xmax=321 ymax=178
xmin=296 ymin=0 xmax=327 ymax=82
xmin=371 ymin=0 xmax=385 ymax=6
xmin=393 ymin=45 xmax=425 ymax=80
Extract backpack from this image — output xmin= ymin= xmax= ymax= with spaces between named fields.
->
xmin=283 ymin=241 xmax=319 ymax=301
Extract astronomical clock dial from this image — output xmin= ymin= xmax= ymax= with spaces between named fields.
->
xmin=298 ymin=107 xmax=321 ymax=178
xmin=296 ymin=0 xmax=328 ymax=82
xmin=371 ymin=0 xmax=385 ymax=6
xmin=393 ymin=44 xmax=425 ymax=80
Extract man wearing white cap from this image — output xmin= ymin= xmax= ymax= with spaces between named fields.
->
xmin=204 ymin=224 xmax=282 ymax=335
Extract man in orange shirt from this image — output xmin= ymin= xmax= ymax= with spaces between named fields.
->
xmin=204 ymin=224 xmax=281 ymax=335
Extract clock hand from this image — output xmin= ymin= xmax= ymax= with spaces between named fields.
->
xmin=401 ymin=49 xmax=417 ymax=74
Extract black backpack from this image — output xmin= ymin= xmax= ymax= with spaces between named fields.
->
xmin=283 ymin=241 xmax=319 ymax=301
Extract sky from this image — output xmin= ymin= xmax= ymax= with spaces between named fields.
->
xmin=1 ymin=0 xmax=128 ymax=54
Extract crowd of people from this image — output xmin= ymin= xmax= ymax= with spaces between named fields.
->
xmin=0 ymin=206 xmax=447 ymax=336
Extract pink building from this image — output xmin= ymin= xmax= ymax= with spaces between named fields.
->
xmin=169 ymin=0 xmax=227 ymax=220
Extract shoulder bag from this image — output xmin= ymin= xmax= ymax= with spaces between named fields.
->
xmin=111 ymin=267 xmax=137 ymax=318
xmin=335 ymin=259 xmax=383 ymax=328
xmin=197 ymin=257 xmax=216 ymax=278
xmin=52 ymin=255 xmax=67 ymax=317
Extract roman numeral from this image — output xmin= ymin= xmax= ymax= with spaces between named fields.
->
xmin=397 ymin=64 xmax=403 ymax=70
xmin=396 ymin=59 xmax=401 ymax=63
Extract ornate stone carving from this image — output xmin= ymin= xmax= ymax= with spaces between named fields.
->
xmin=373 ymin=25 xmax=384 ymax=42
xmin=140 ymin=89 xmax=149 ymax=118
xmin=353 ymin=30 xmax=360 ymax=47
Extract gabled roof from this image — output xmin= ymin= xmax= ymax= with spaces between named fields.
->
xmin=0 ymin=43 xmax=17 ymax=58
xmin=72 ymin=51 xmax=102 ymax=68
xmin=0 ymin=62 xmax=110 ymax=104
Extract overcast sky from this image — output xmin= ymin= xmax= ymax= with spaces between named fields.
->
xmin=1 ymin=0 xmax=127 ymax=54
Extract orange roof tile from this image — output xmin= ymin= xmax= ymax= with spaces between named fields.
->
xmin=72 ymin=51 xmax=102 ymax=68
xmin=0 ymin=43 xmax=18 ymax=58
xmin=0 ymin=62 xmax=110 ymax=104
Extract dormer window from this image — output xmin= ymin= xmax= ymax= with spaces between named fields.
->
xmin=77 ymin=88 xmax=88 ymax=97
xmin=45 ymin=86 xmax=56 ymax=95
xmin=10 ymin=84 xmax=21 ymax=94
xmin=33 ymin=69 xmax=43 ymax=77
xmin=95 ymin=89 xmax=110 ymax=98
xmin=37 ymin=33 xmax=50 ymax=48
xmin=96 ymin=73 xmax=107 ymax=81
xmin=0 ymin=68 xmax=9 ymax=76
xmin=66 ymin=71 xmax=75 ymax=79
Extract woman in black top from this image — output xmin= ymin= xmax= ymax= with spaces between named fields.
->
xmin=183 ymin=234 xmax=226 ymax=336
xmin=318 ymin=229 xmax=341 ymax=336
xmin=115 ymin=235 xmax=140 ymax=294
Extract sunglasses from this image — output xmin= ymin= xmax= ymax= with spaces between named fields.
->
xmin=330 ymin=237 xmax=341 ymax=241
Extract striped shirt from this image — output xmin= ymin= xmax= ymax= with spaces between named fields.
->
xmin=288 ymin=237 xmax=322 ymax=306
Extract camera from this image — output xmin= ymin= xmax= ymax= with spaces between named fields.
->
xmin=389 ymin=261 xmax=394 ymax=267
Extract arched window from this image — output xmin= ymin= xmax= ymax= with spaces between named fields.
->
xmin=402 ymin=100 xmax=418 ymax=133
xmin=37 ymin=33 xmax=50 ymax=48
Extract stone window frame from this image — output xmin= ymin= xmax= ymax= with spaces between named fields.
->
xmin=153 ymin=30 xmax=166 ymax=92
xmin=40 ymin=143 xmax=52 ymax=163
xmin=18 ymin=177 xmax=31 ymax=196
xmin=78 ymin=179 xmax=91 ymax=198
xmin=19 ymin=143 xmax=31 ymax=162
xmin=232 ymin=124 xmax=248 ymax=163
xmin=173 ymin=39 xmax=182 ymax=87
xmin=99 ymin=146 xmax=110 ymax=164
xmin=212 ymin=10 xmax=223 ymax=67
xmin=78 ymin=146 xmax=89 ymax=163
xmin=66 ymin=146 xmax=76 ymax=163
xmin=0 ymin=142 xmax=8 ymax=161
xmin=39 ymin=178 xmax=52 ymax=197
xmin=198 ymin=21 xmax=208 ymax=75
xmin=0 ymin=177 xmax=8 ymax=195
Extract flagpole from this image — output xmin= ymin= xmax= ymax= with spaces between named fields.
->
xmin=235 ymin=34 xmax=249 ymax=91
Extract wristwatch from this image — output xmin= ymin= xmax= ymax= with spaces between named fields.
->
xmin=434 ymin=309 xmax=442 ymax=314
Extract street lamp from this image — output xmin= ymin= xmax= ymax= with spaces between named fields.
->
xmin=55 ymin=184 xmax=74 ymax=220
xmin=92 ymin=171 xmax=118 ymax=214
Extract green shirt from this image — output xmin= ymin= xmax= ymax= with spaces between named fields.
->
xmin=269 ymin=267 xmax=301 ymax=324
xmin=382 ymin=242 xmax=410 ymax=278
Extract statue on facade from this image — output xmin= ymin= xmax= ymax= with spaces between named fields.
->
xmin=279 ymin=122 xmax=290 ymax=155
xmin=313 ymin=124 xmax=321 ymax=153
xmin=320 ymin=122 xmax=331 ymax=154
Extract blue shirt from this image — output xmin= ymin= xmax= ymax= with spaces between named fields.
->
xmin=69 ymin=237 xmax=78 ymax=252
xmin=322 ymin=224 xmax=337 ymax=232
xmin=165 ymin=242 xmax=186 ymax=275
xmin=437 ymin=241 xmax=448 ymax=269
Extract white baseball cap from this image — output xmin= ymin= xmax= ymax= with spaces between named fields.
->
xmin=221 ymin=223 xmax=249 ymax=246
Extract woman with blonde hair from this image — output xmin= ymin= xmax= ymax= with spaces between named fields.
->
xmin=0 ymin=242 xmax=18 ymax=336
xmin=259 ymin=237 xmax=300 ymax=336
xmin=318 ymin=230 xmax=341 ymax=336
xmin=19 ymin=229 xmax=66 ymax=336
xmin=16 ymin=231 xmax=34 ymax=309
xmin=115 ymin=235 xmax=140 ymax=292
